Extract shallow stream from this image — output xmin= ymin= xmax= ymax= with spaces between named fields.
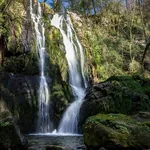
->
xmin=26 ymin=134 xmax=86 ymax=150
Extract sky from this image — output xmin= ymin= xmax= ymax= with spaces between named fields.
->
xmin=38 ymin=0 xmax=69 ymax=9
xmin=39 ymin=0 xmax=53 ymax=3
xmin=38 ymin=0 xmax=53 ymax=8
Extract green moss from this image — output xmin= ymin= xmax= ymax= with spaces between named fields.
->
xmin=51 ymin=84 xmax=71 ymax=112
xmin=106 ymin=75 xmax=150 ymax=113
xmin=83 ymin=113 xmax=150 ymax=149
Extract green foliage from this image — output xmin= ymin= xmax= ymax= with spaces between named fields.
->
xmin=70 ymin=0 xmax=150 ymax=82
xmin=107 ymin=75 xmax=150 ymax=113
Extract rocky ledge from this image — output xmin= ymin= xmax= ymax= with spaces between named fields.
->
xmin=83 ymin=113 xmax=150 ymax=150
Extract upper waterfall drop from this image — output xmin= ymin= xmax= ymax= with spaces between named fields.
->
xmin=30 ymin=0 xmax=52 ymax=133
xmin=51 ymin=13 xmax=87 ymax=133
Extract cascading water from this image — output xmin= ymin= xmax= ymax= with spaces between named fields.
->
xmin=51 ymin=14 xmax=87 ymax=133
xmin=30 ymin=0 xmax=52 ymax=133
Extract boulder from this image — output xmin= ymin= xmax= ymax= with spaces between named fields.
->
xmin=79 ymin=75 xmax=150 ymax=128
xmin=83 ymin=113 xmax=150 ymax=150
xmin=0 ymin=113 xmax=28 ymax=150
xmin=46 ymin=145 xmax=73 ymax=150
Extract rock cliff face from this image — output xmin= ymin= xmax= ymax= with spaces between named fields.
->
xmin=0 ymin=72 xmax=39 ymax=133
xmin=0 ymin=0 xmax=72 ymax=133
xmin=0 ymin=99 xmax=28 ymax=149
xmin=0 ymin=0 xmax=37 ymax=133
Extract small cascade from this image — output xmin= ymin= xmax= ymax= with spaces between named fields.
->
xmin=30 ymin=0 xmax=52 ymax=133
xmin=51 ymin=14 xmax=87 ymax=133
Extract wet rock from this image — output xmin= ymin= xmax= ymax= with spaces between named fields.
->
xmin=0 ymin=112 xmax=28 ymax=150
xmin=46 ymin=145 xmax=73 ymax=150
xmin=76 ymin=145 xmax=87 ymax=150
xmin=83 ymin=114 xmax=150 ymax=150
xmin=79 ymin=75 xmax=150 ymax=129
xmin=0 ymin=72 xmax=40 ymax=133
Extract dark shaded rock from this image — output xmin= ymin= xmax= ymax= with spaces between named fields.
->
xmin=76 ymin=145 xmax=87 ymax=150
xmin=83 ymin=114 xmax=150 ymax=150
xmin=0 ymin=97 xmax=28 ymax=150
xmin=0 ymin=67 xmax=72 ymax=133
xmin=144 ymin=61 xmax=150 ymax=72
xmin=46 ymin=145 xmax=73 ymax=150
xmin=0 ymin=113 xmax=28 ymax=150
xmin=79 ymin=75 xmax=150 ymax=129
xmin=99 ymin=147 xmax=106 ymax=150
xmin=0 ymin=72 xmax=40 ymax=133
xmin=132 ymin=111 xmax=150 ymax=128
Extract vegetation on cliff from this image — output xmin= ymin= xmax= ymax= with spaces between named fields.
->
xmin=70 ymin=1 xmax=150 ymax=82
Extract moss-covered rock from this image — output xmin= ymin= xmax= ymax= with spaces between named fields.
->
xmin=50 ymin=81 xmax=72 ymax=127
xmin=83 ymin=113 xmax=150 ymax=150
xmin=0 ymin=112 xmax=28 ymax=150
xmin=80 ymin=75 xmax=150 ymax=128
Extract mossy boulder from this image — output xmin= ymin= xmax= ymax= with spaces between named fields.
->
xmin=80 ymin=75 xmax=150 ymax=127
xmin=83 ymin=113 xmax=150 ymax=150
xmin=50 ymin=82 xmax=72 ymax=127
xmin=0 ymin=114 xmax=28 ymax=150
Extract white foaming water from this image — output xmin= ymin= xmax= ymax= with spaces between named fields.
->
xmin=30 ymin=0 xmax=52 ymax=133
xmin=29 ymin=132 xmax=82 ymax=137
xmin=51 ymin=14 xmax=87 ymax=133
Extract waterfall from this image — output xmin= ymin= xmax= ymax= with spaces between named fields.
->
xmin=30 ymin=0 xmax=52 ymax=133
xmin=51 ymin=14 xmax=87 ymax=133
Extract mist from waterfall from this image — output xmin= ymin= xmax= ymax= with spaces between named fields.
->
xmin=30 ymin=0 xmax=52 ymax=133
xmin=51 ymin=13 xmax=87 ymax=133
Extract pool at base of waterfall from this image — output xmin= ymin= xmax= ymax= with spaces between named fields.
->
xmin=26 ymin=134 xmax=86 ymax=150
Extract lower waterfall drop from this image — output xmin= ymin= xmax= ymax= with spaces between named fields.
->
xmin=51 ymin=13 xmax=87 ymax=134
xmin=30 ymin=0 xmax=52 ymax=133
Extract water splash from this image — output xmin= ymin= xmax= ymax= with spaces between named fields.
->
xmin=30 ymin=0 xmax=52 ymax=133
xmin=51 ymin=14 xmax=87 ymax=133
